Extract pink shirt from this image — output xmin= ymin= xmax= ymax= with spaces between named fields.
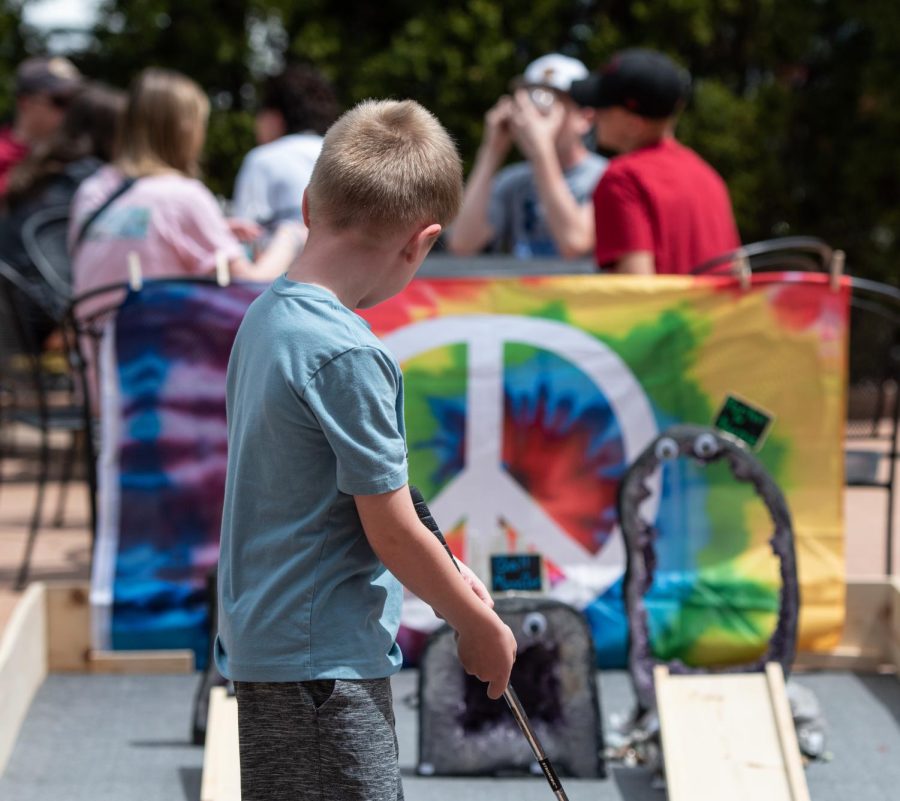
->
xmin=69 ymin=165 xmax=243 ymax=300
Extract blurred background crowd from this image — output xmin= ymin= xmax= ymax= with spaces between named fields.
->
xmin=0 ymin=0 xmax=896 ymax=283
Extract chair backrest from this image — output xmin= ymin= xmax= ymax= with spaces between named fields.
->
xmin=66 ymin=279 xmax=132 ymax=410
xmin=21 ymin=204 xmax=72 ymax=310
xmin=691 ymin=236 xmax=834 ymax=276
xmin=846 ymin=278 xmax=900 ymax=439
xmin=0 ymin=259 xmax=47 ymax=405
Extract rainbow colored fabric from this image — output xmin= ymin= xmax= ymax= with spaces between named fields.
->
xmin=360 ymin=273 xmax=847 ymax=667
xmin=92 ymin=281 xmax=264 ymax=666
xmin=91 ymin=273 xmax=847 ymax=669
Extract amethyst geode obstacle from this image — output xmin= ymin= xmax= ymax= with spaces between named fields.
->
xmin=417 ymin=596 xmax=605 ymax=778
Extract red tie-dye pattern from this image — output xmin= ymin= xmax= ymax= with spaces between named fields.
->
xmin=502 ymin=396 xmax=622 ymax=554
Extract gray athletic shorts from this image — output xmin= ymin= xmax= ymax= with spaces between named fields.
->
xmin=234 ymin=678 xmax=404 ymax=801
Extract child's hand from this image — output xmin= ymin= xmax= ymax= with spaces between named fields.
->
xmin=456 ymin=609 xmax=517 ymax=700
xmin=456 ymin=560 xmax=494 ymax=609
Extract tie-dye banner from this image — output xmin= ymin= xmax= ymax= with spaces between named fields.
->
xmin=92 ymin=273 xmax=847 ymax=670
xmin=91 ymin=281 xmax=264 ymax=667
xmin=359 ymin=273 xmax=847 ymax=668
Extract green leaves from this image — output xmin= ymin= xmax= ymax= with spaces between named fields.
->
xmin=5 ymin=0 xmax=897 ymax=281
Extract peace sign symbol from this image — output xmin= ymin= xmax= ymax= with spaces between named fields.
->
xmin=385 ymin=314 xmax=660 ymax=601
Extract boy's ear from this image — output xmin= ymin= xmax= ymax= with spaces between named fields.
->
xmin=403 ymin=223 xmax=443 ymax=263
xmin=301 ymin=190 xmax=311 ymax=228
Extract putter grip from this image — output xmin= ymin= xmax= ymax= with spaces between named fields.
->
xmin=409 ymin=485 xmax=459 ymax=571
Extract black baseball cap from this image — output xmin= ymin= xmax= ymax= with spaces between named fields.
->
xmin=14 ymin=56 xmax=82 ymax=98
xmin=569 ymin=48 xmax=691 ymax=119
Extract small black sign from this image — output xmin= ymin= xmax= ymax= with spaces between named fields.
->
xmin=714 ymin=394 xmax=773 ymax=450
xmin=490 ymin=554 xmax=543 ymax=593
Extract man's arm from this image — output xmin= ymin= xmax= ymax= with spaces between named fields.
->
xmin=510 ymin=89 xmax=594 ymax=259
xmin=355 ymin=487 xmax=516 ymax=699
xmin=229 ymin=221 xmax=306 ymax=281
xmin=609 ymin=250 xmax=655 ymax=274
xmin=529 ymin=154 xmax=596 ymax=259
xmin=510 ymin=91 xmax=595 ymax=259
xmin=445 ymin=97 xmax=514 ymax=256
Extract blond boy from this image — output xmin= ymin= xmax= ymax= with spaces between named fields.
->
xmin=216 ymin=99 xmax=517 ymax=801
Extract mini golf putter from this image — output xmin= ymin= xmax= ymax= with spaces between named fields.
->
xmin=409 ymin=485 xmax=570 ymax=801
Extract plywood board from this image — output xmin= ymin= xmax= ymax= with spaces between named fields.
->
xmin=891 ymin=578 xmax=900 ymax=674
xmin=655 ymin=664 xmax=810 ymax=801
xmin=45 ymin=582 xmax=92 ymax=671
xmin=839 ymin=579 xmax=891 ymax=653
xmin=201 ymin=687 xmax=241 ymax=801
xmin=793 ymin=645 xmax=888 ymax=672
xmin=765 ymin=662 xmax=811 ymax=800
xmin=794 ymin=578 xmax=894 ymax=671
xmin=87 ymin=649 xmax=195 ymax=674
xmin=43 ymin=580 xmax=194 ymax=674
xmin=0 ymin=584 xmax=48 ymax=775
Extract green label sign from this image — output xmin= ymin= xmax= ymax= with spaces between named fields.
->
xmin=714 ymin=395 xmax=773 ymax=450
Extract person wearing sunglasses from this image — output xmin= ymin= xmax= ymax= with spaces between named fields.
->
xmin=0 ymin=57 xmax=83 ymax=200
xmin=446 ymin=53 xmax=607 ymax=260
xmin=569 ymin=49 xmax=740 ymax=275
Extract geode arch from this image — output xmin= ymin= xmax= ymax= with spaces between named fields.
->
xmin=618 ymin=424 xmax=799 ymax=712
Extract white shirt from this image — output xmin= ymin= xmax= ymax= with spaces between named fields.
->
xmin=231 ymin=133 xmax=324 ymax=227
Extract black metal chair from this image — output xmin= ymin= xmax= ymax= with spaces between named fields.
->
xmin=0 ymin=259 xmax=87 ymax=589
xmin=690 ymin=236 xmax=835 ymax=276
xmin=844 ymin=278 xmax=900 ymax=575
xmin=62 ymin=280 xmax=134 ymax=548
xmin=20 ymin=203 xmax=73 ymax=316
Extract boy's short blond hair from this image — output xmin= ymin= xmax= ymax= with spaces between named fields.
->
xmin=306 ymin=99 xmax=462 ymax=234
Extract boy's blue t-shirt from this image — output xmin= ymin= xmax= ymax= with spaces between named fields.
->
xmin=215 ymin=276 xmax=408 ymax=682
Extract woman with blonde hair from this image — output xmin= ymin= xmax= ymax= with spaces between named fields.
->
xmin=69 ymin=68 xmax=302 ymax=301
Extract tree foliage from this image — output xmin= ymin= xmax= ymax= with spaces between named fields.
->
xmin=0 ymin=1 xmax=33 ymax=116
xmin=2 ymin=0 xmax=898 ymax=281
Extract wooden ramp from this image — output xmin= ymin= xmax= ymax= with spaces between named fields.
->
xmin=0 ymin=582 xmax=194 ymax=777
xmin=655 ymin=663 xmax=811 ymax=801
xmin=201 ymin=686 xmax=241 ymax=801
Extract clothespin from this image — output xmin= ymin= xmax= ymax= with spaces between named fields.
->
xmin=215 ymin=250 xmax=231 ymax=287
xmin=733 ymin=248 xmax=751 ymax=291
xmin=127 ymin=251 xmax=143 ymax=291
xmin=829 ymin=249 xmax=845 ymax=292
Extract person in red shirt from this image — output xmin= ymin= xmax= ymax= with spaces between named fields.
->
xmin=0 ymin=57 xmax=82 ymax=199
xmin=570 ymin=49 xmax=740 ymax=275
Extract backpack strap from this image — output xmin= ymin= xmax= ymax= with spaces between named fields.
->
xmin=74 ymin=176 xmax=138 ymax=247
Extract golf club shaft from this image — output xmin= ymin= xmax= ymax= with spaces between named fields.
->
xmin=503 ymin=685 xmax=569 ymax=800
xmin=409 ymin=486 xmax=570 ymax=800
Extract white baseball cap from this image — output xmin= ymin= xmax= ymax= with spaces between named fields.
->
xmin=520 ymin=53 xmax=590 ymax=94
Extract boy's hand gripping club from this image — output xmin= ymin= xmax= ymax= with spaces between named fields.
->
xmin=409 ymin=486 xmax=570 ymax=801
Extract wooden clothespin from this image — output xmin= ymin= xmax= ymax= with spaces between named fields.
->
xmin=829 ymin=249 xmax=845 ymax=292
xmin=733 ymin=249 xmax=751 ymax=291
xmin=127 ymin=251 xmax=143 ymax=291
xmin=215 ymin=250 xmax=231 ymax=287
